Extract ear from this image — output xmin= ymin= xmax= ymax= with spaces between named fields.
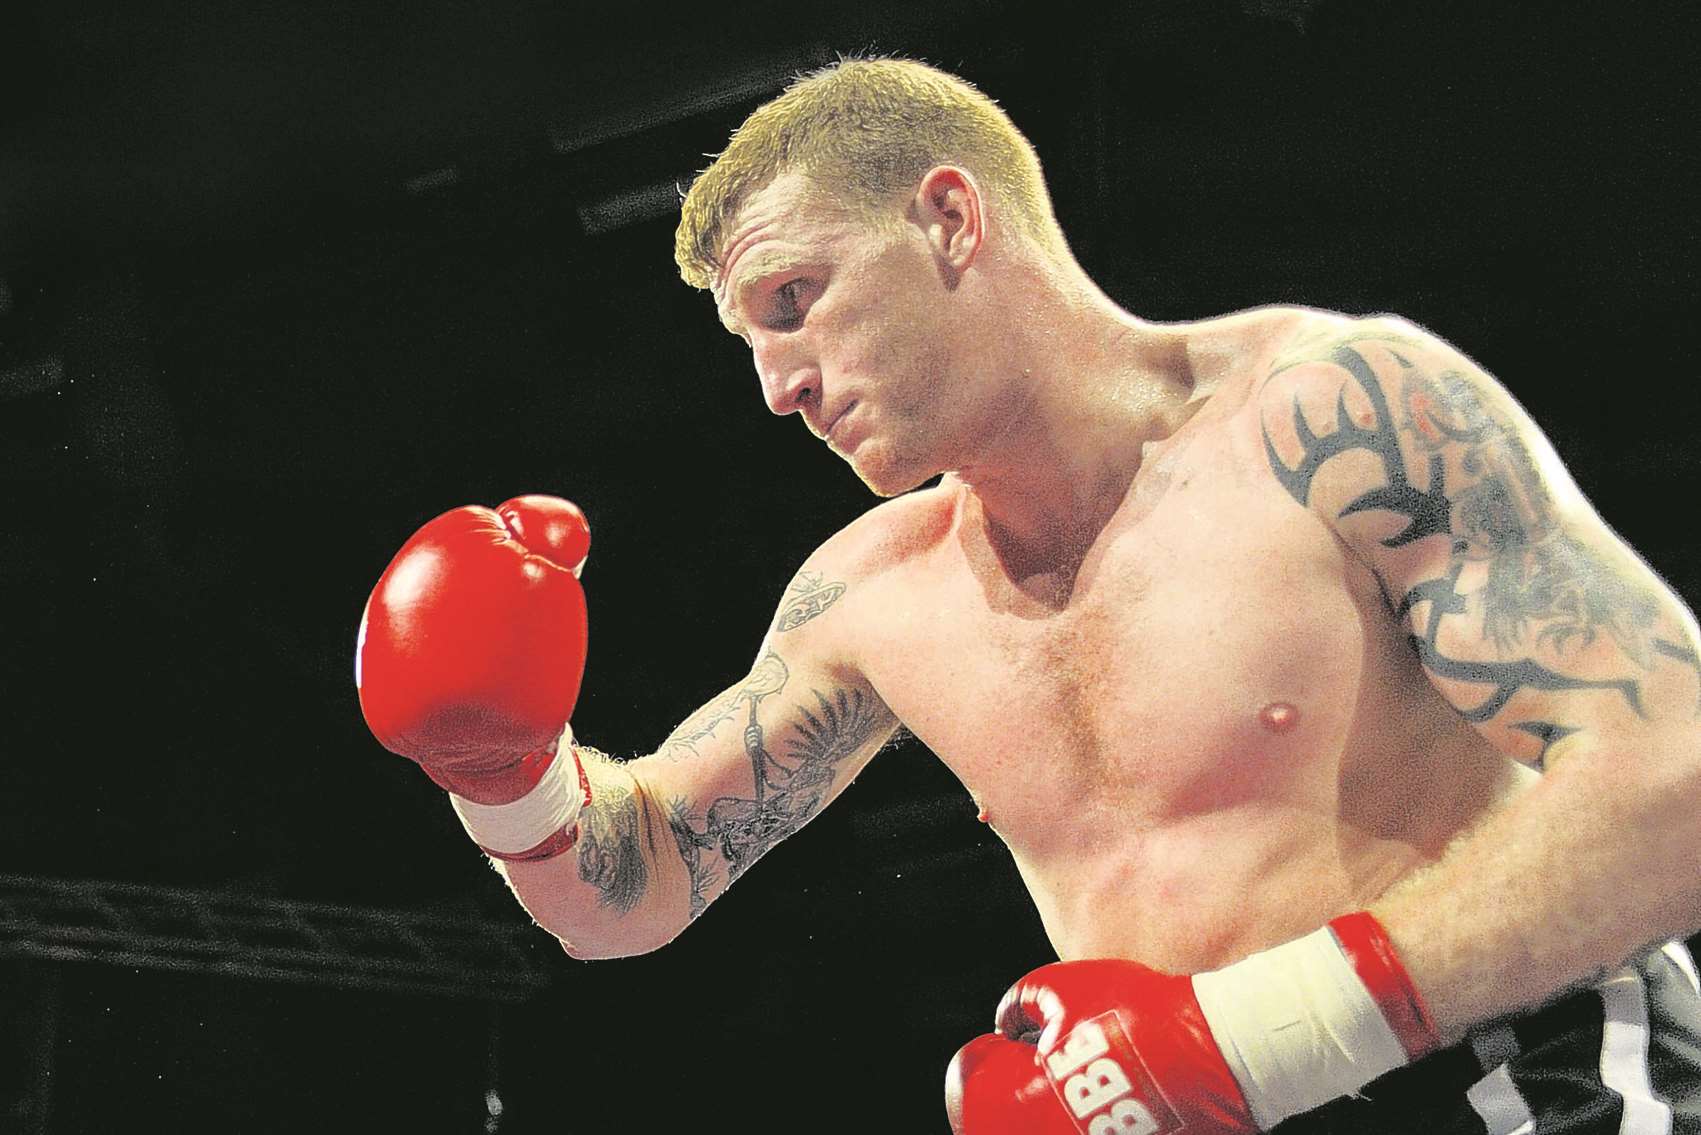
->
xmin=911 ymin=166 xmax=985 ymax=276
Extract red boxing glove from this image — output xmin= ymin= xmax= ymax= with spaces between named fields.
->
xmin=946 ymin=913 xmax=1439 ymax=1135
xmin=946 ymin=1034 xmax=1083 ymax=1135
xmin=357 ymin=494 xmax=593 ymax=861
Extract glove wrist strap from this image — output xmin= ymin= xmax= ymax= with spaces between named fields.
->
xmin=449 ymin=733 xmax=590 ymax=862
xmin=1190 ymin=913 xmax=1433 ymax=1128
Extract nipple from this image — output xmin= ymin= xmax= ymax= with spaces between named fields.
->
xmin=970 ymin=791 xmax=991 ymax=824
xmin=1258 ymin=701 xmax=1299 ymax=733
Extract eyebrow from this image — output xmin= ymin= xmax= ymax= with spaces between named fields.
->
xmin=716 ymin=249 xmax=805 ymax=337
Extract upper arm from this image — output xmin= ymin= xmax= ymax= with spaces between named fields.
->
xmin=1256 ymin=317 xmax=1701 ymax=768
xmin=625 ymin=548 xmax=900 ymax=921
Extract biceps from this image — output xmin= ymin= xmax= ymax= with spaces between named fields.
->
xmin=1259 ymin=326 xmax=1701 ymax=763
xmin=1397 ymin=524 xmax=1700 ymax=764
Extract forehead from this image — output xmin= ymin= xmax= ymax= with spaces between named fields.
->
xmin=713 ymin=174 xmax=856 ymax=301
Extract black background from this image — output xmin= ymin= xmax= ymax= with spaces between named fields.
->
xmin=2 ymin=1 xmax=1697 ymax=1130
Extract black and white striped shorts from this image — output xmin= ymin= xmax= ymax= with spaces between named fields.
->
xmin=1274 ymin=942 xmax=1701 ymax=1134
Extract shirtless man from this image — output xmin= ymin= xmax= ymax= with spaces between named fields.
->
xmin=356 ymin=59 xmax=1701 ymax=1132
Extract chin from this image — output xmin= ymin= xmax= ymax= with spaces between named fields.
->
xmin=848 ymin=443 xmax=937 ymax=498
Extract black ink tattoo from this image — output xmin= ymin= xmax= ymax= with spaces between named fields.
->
xmin=1262 ymin=344 xmax=1452 ymax=549
xmin=666 ymin=796 xmax=718 ymax=920
xmin=667 ymin=652 xmax=882 ymax=917
xmin=1655 ymin=639 xmax=1701 ymax=717
xmin=1482 ymin=533 xmax=1660 ymax=663
xmin=1511 ymin=721 xmax=1580 ymax=770
xmin=774 ymin=569 xmax=847 ymax=632
xmin=659 ymin=691 xmax=742 ymax=762
xmin=1409 ymin=631 xmax=1644 ymax=722
xmin=1656 ymin=639 xmax=1701 ymax=670
xmin=576 ymin=782 xmax=649 ymax=914
xmin=1263 ymin=332 xmax=1677 ymax=731
xmin=1396 ymin=562 xmax=1645 ymax=721
xmin=658 ymin=652 xmax=791 ymax=761
xmin=788 ymin=570 xmax=825 ymax=595
xmin=1392 ymin=367 xmax=1661 ymax=662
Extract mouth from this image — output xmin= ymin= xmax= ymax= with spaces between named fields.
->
xmin=822 ymin=401 xmax=854 ymax=443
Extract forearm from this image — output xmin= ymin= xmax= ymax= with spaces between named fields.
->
xmin=496 ymin=748 xmax=694 ymax=960
xmin=1374 ymin=729 xmax=1701 ymax=1039
xmin=490 ymin=612 xmax=896 ymax=957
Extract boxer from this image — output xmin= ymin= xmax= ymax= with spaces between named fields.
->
xmin=359 ymin=59 xmax=1701 ymax=1132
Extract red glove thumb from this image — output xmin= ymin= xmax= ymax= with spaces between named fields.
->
xmin=946 ymin=1033 xmax=1073 ymax=1135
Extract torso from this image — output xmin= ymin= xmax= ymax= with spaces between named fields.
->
xmin=838 ymin=307 xmax=1533 ymax=970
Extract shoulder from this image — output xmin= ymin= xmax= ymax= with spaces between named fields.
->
xmin=1249 ymin=310 xmax=1595 ymax=560
xmin=1259 ymin=309 xmax=1488 ymax=383
xmin=1176 ymin=304 xmax=1359 ymax=415
xmin=1187 ymin=302 xmax=1358 ymax=361
xmin=798 ymin=482 xmax=959 ymax=584
xmin=763 ymin=483 xmax=957 ymax=648
xmin=1191 ymin=304 xmax=1482 ymax=377
xmin=1248 ymin=310 xmax=1518 ymax=440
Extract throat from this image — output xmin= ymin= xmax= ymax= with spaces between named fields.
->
xmin=959 ymin=489 xmax=1119 ymax=612
xmin=1006 ymin=563 xmax=1079 ymax=610
xmin=952 ymin=370 xmax=1209 ymax=603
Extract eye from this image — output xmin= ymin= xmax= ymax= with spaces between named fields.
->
xmin=768 ymin=278 xmax=814 ymax=332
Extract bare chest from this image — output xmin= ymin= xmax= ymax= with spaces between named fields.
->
xmin=863 ymin=439 xmax=1409 ymax=859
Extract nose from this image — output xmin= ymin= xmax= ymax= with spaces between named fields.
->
xmin=750 ymin=334 xmax=817 ymax=417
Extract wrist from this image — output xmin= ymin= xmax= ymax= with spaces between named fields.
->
xmin=448 ymin=732 xmax=591 ymax=862
xmin=1327 ymin=911 xmax=1440 ymax=1058
xmin=1189 ymin=912 xmax=1438 ymax=1128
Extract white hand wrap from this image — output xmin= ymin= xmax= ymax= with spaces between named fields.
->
xmin=448 ymin=732 xmax=586 ymax=859
xmin=1191 ymin=926 xmax=1411 ymax=1128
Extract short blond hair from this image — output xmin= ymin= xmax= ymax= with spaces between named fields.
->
xmin=674 ymin=57 xmax=1063 ymax=290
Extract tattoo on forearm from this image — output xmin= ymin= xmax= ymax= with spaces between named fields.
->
xmin=666 ymin=796 xmax=718 ymax=920
xmin=774 ymin=569 xmax=847 ymax=632
xmin=576 ymin=782 xmax=649 ymax=914
xmin=666 ymin=649 xmax=882 ymax=918
xmin=1262 ymin=335 xmax=1683 ymax=735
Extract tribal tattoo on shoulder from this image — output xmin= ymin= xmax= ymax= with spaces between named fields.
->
xmin=665 ymin=648 xmax=883 ymax=919
xmin=1261 ymin=332 xmax=1698 ymax=759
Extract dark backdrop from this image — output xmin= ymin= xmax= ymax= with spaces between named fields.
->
xmin=2 ymin=1 xmax=1697 ymax=1131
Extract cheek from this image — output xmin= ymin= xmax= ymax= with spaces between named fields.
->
xmin=829 ymin=316 xmax=914 ymax=388
xmin=818 ymin=263 xmax=945 ymax=398
xmin=860 ymin=303 xmax=940 ymax=381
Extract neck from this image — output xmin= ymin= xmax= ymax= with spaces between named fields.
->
xmin=949 ymin=262 xmax=1202 ymax=562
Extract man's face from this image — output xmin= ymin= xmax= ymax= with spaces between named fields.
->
xmin=712 ymin=172 xmax=968 ymax=497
